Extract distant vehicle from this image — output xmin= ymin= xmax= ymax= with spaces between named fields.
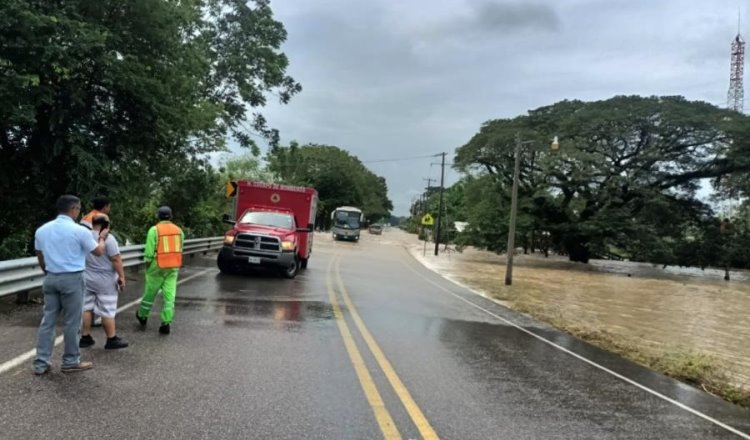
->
xmin=368 ymin=224 xmax=383 ymax=235
xmin=218 ymin=181 xmax=317 ymax=278
xmin=331 ymin=206 xmax=363 ymax=241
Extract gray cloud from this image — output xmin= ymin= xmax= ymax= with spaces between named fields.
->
xmin=471 ymin=1 xmax=560 ymax=32
xmin=252 ymin=0 xmax=742 ymax=215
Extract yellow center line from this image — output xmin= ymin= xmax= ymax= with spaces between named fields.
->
xmin=334 ymin=258 xmax=441 ymax=440
xmin=327 ymin=257 xmax=402 ymax=440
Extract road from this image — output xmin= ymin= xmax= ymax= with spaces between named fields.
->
xmin=0 ymin=231 xmax=748 ymax=439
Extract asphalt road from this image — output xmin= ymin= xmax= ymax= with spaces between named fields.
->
xmin=0 ymin=231 xmax=748 ymax=439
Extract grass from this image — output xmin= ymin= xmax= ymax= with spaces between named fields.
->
xmin=512 ymin=300 xmax=750 ymax=408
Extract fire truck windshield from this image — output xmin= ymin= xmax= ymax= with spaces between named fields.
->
xmin=239 ymin=211 xmax=294 ymax=229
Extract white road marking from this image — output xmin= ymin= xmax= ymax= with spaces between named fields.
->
xmin=403 ymin=258 xmax=750 ymax=440
xmin=0 ymin=268 xmax=214 ymax=376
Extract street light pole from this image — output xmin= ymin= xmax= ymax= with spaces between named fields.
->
xmin=504 ymin=134 xmax=559 ymax=285
xmin=504 ymin=134 xmax=522 ymax=286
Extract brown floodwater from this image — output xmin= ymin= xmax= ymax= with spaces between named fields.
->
xmin=400 ymin=233 xmax=750 ymax=391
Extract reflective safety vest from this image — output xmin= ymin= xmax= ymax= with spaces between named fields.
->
xmin=155 ymin=222 xmax=183 ymax=269
xmin=81 ymin=210 xmax=101 ymax=226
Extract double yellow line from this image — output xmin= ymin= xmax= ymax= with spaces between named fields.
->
xmin=326 ymin=255 xmax=439 ymax=440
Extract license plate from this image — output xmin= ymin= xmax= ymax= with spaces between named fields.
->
xmin=248 ymin=256 xmax=261 ymax=264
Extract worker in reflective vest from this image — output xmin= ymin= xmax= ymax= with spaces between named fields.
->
xmin=136 ymin=206 xmax=184 ymax=335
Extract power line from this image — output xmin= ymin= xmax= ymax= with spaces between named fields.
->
xmin=361 ymin=154 xmax=438 ymax=164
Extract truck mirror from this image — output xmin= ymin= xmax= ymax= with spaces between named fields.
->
xmin=222 ymin=213 xmax=236 ymax=225
xmin=296 ymin=224 xmax=314 ymax=233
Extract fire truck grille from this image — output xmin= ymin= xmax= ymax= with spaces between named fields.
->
xmin=234 ymin=234 xmax=281 ymax=252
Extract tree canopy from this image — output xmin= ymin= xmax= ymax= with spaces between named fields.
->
xmin=449 ymin=96 xmax=750 ymax=264
xmin=267 ymin=143 xmax=393 ymax=227
xmin=0 ymin=0 xmax=299 ymax=258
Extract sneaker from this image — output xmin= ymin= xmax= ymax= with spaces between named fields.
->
xmin=92 ymin=316 xmax=103 ymax=327
xmin=33 ymin=367 xmax=50 ymax=376
xmin=79 ymin=334 xmax=95 ymax=348
xmin=158 ymin=323 xmax=170 ymax=335
xmin=104 ymin=336 xmax=129 ymax=350
xmin=136 ymin=310 xmax=148 ymax=326
xmin=61 ymin=362 xmax=93 ymax=373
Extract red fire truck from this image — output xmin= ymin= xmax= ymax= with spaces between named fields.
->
xmin=218 ymin=181 xmax=318 ymax=278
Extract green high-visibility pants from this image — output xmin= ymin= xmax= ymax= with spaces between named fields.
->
xmin=137 ymin=262 xmax=180 ymax=325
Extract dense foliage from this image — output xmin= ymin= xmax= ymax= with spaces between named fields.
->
xmin=267 ymin=143 xmax=393 ymax=227
xmin=411 ymin=96 xmax=750 ymax=272
xmin=0 ymin=0 xmax=299 ymax=258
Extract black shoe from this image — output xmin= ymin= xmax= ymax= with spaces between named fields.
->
xmin=158 ymin=323 xmax=170 ymax=335
xmin=104 ymin=336 xmax=129 ymax=350
xmin=136 ymin=310 xmax=147 ymax=326
xmin=79 ymin=335 xmax=95 ymax=348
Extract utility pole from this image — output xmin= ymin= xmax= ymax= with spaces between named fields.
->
xmin=421 ymin=177 xmax=436 ymax=243
xmin=434 ymin=152 xmax=446 ymax=256
xmin=422 ymin=177 xmax=436 ymax=200
xmin=505 ymin=135 xmax=522 ymax=286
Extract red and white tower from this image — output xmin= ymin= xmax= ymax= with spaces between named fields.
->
xmin=728 ymin=15 xmax=745 ymax=112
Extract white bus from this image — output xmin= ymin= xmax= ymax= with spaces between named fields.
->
xmin=331 ymin=206 xmax=363 ymax=241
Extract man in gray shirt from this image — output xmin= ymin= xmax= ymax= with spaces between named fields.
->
xmin=80 ymin=214 xmax=128 ymax=349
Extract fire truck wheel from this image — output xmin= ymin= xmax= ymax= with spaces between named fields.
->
xmin=300 ymin=258 xmax=308 ymax=270
xmin=282 ymin=258 xmax=300 ymax=279
xmin=217 ymin=256 xmax=236 ymax=274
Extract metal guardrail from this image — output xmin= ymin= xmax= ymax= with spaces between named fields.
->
xmin=0 ymin=237 xmax=224 ymax=299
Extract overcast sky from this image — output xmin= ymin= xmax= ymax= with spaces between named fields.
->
xmin=253 ymin=0 xmax=743 ymax=215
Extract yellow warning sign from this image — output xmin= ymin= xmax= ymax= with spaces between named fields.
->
xmin=225 ymin=180 xmax=237 ymax=198
xmin=421 ymin=214 xmax=434 ymax=226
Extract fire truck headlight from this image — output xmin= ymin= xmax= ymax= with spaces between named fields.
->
xmin=281 ymin=241 xmax=295 ymax=251
xmin=223 ymin=233 xmax=236 ymax=245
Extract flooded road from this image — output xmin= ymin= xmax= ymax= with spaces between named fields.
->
xmin=407 ymin=233 xmax=750 ymax=392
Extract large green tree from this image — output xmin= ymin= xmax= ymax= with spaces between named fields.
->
xmin=455 ymin=96 xmax=750 ymax=263
xmin=267 ymin=143 xmax=393 ymax=226
xmin=0 ymin=0 xmax=299 ymax=258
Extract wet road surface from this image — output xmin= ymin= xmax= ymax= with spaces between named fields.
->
xmin=0 ymin=233 xmax=748 ymax=439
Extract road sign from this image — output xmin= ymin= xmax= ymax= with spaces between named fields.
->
xmin=421 ymin=214 xmax=434 ymax=226
xmin=225 ymin=180 xmax=237 ymax=198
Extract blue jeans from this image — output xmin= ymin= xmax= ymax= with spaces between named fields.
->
xmin=34 ymin=272 xmax=84 ymax=372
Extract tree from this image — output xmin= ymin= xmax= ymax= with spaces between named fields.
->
xmin=0 ymin=0 xmax=299 ymax=258
xmin=455 ymin=96 xmax=750 ymax=263
xmin=219 ymin=152 xmax=275 ymax=183
xmin=267 ymin=143 xmax=393 ymax=227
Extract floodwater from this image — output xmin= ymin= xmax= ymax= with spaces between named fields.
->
xmin=402 ymin=233 xmax=750 ymax=391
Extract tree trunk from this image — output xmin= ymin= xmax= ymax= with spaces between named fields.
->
xmin=564 ymin=236 xmax=590 ymax=263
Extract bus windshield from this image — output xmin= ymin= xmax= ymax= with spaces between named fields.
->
xmin=334 ymin=211 xmax=361 ymax=229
